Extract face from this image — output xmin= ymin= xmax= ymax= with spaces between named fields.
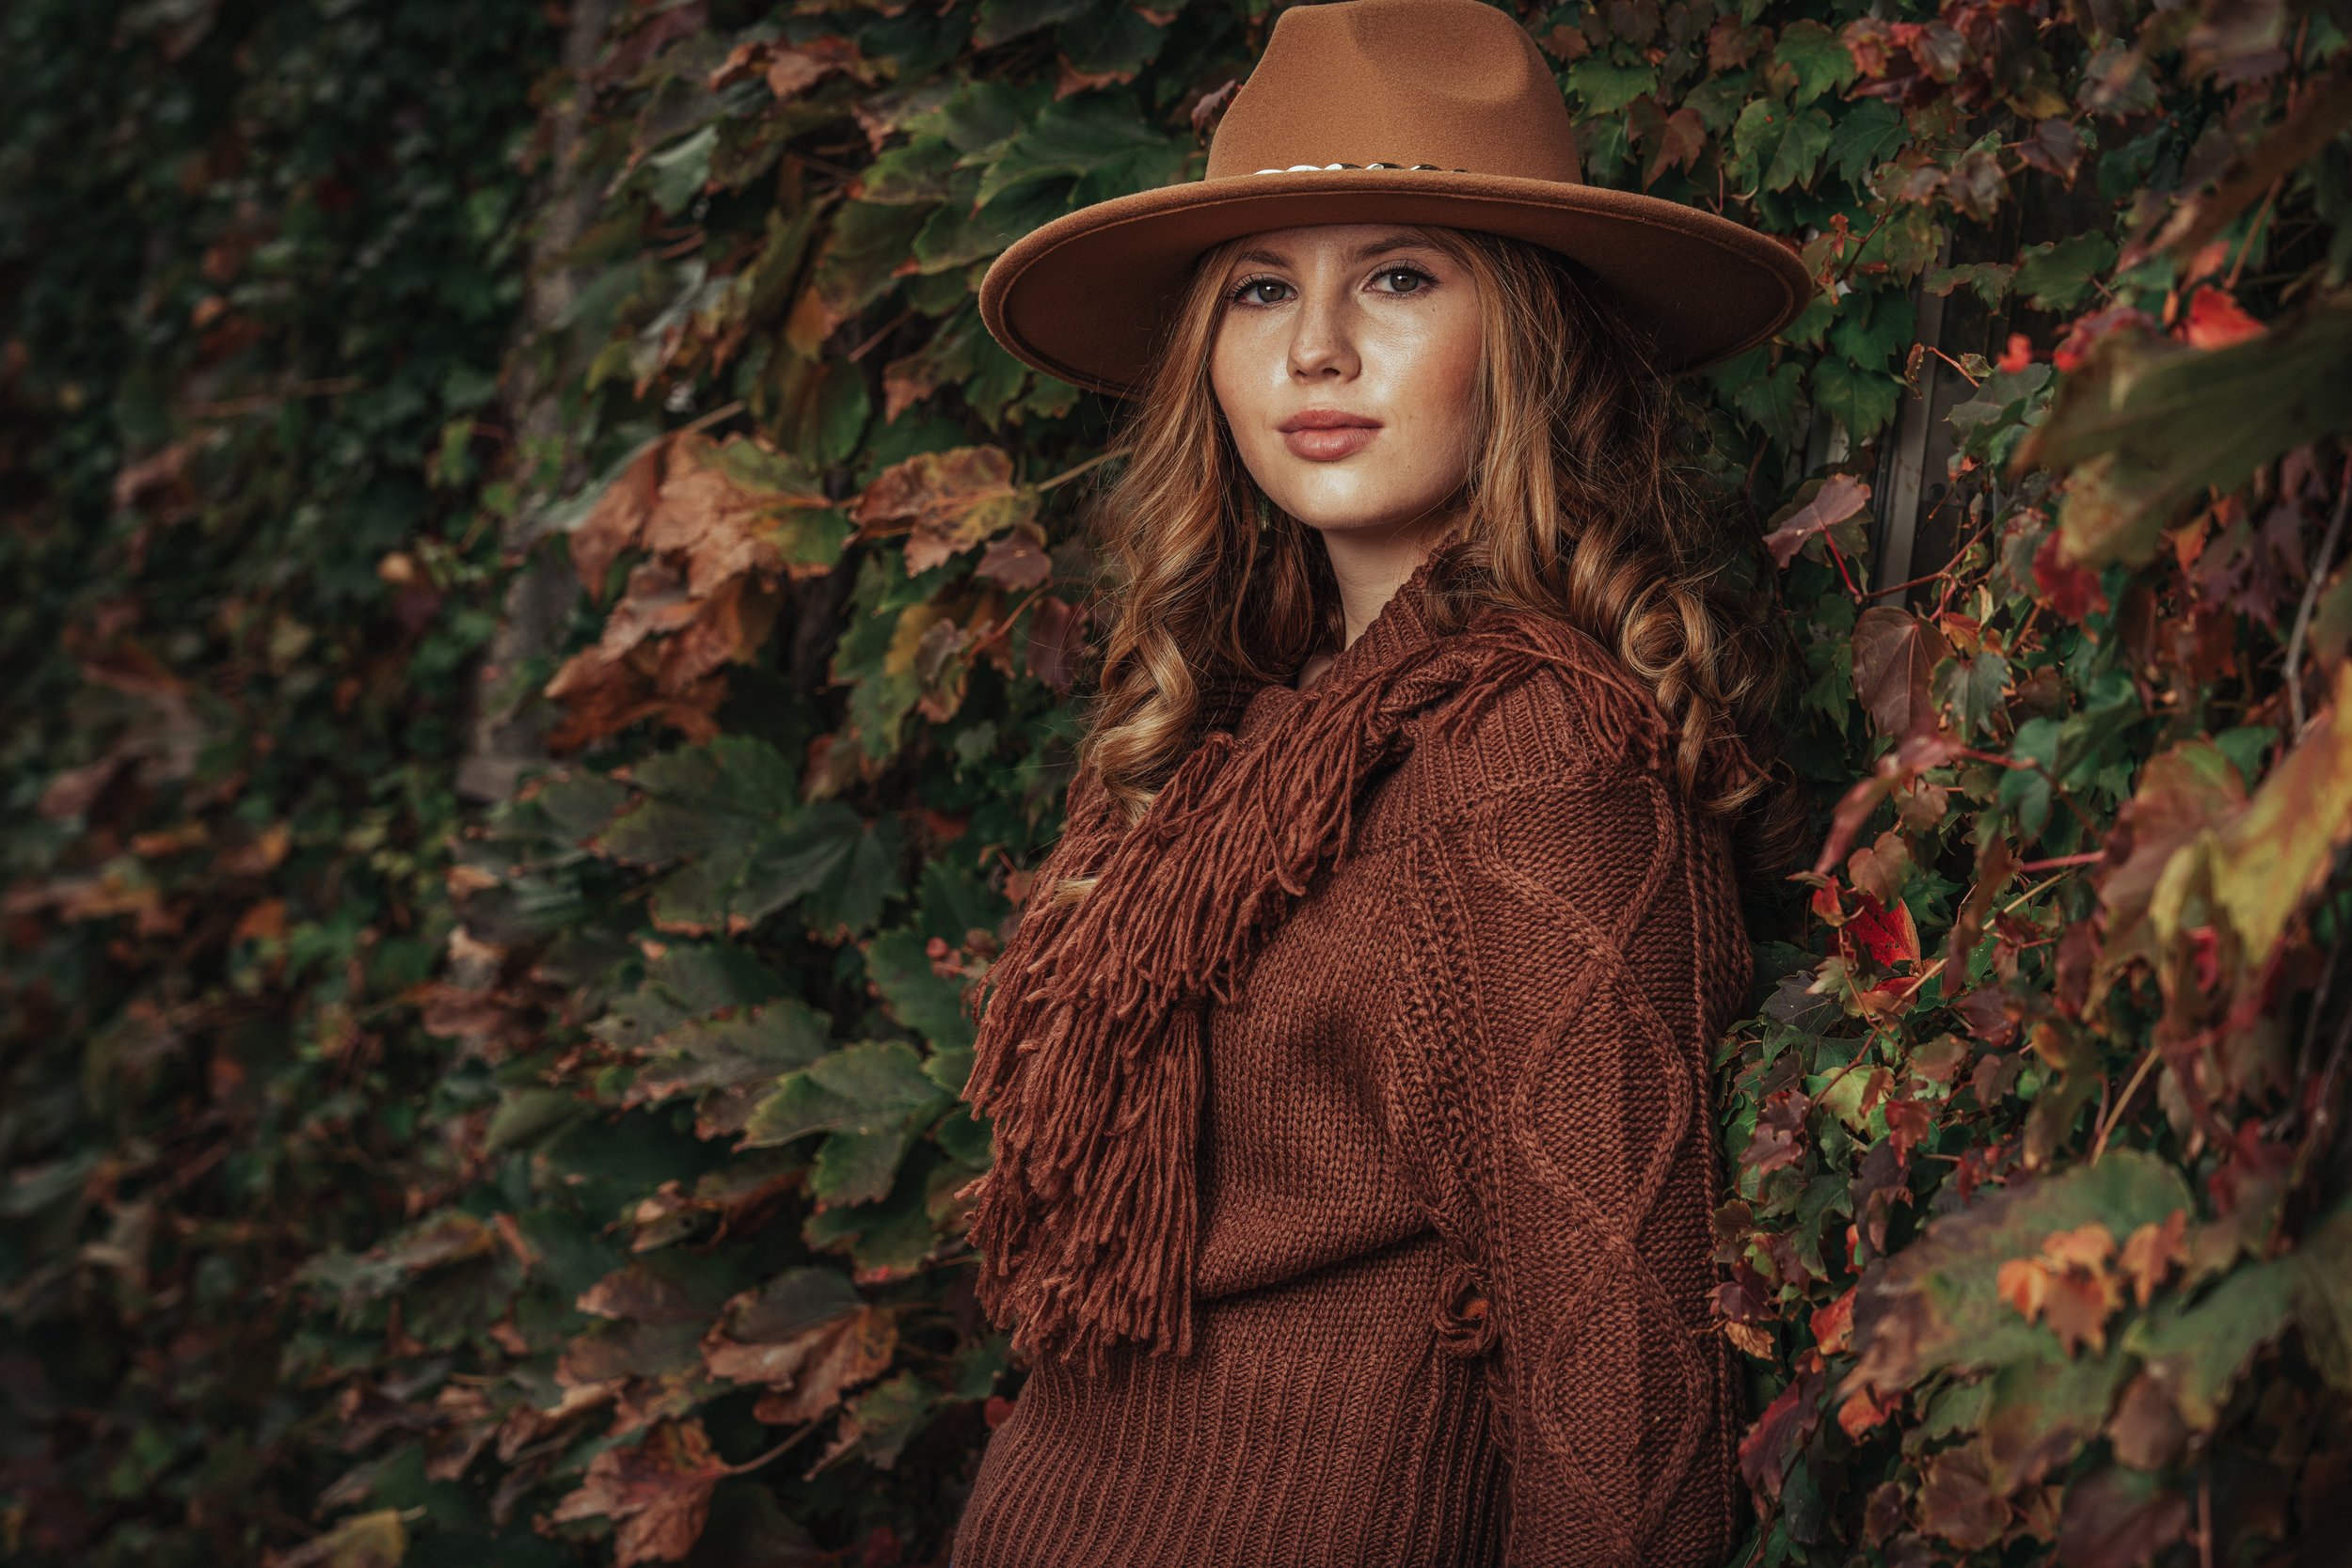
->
xmin=1208 ymin=224 xmax=1484 ymax=538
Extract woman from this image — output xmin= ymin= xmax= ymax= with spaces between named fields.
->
xmin=950 ymin=1 xmax=1811 ymax=1562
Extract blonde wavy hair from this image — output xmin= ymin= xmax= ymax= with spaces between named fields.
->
xmin=1068 ymin=224 xmax=1804 ymax=881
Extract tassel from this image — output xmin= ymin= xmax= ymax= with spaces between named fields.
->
xmin=961 ymin=603 xmax=1680 ymax=1370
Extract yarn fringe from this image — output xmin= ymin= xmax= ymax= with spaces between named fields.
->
xmin=960 ymin=610 xmax=1674 ymax=1370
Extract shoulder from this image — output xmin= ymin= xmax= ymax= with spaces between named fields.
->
xmin=1384 ymin=608 xmax=1676 ymax=832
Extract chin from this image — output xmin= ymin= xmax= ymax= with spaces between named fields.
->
xmin=1276 ymin=487 xmax=1455 ymax=534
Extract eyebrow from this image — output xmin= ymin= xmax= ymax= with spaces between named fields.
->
xmin=1230 ymin=231 xmax=1437 ymax=269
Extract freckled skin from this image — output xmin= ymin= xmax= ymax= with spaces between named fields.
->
xmin=1208 ymin=224 xmax=1485 ymax=673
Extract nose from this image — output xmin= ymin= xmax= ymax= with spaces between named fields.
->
xmin=1286 ymin=285 xmax=1359 ymax=382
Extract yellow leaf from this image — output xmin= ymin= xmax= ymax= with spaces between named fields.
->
xmin=2213 ymin=661 xmax=2352 ymax=962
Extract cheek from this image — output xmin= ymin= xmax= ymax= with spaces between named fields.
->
xmin=1211 ymin=320 xmax=1288 ymax=475
xmin=1409 ymin=306 xmax=1485 ymax=467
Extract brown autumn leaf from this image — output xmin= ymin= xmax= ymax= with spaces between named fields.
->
xmin=707 ymin=35 xmax=869 ymax=103
xmin=700 ymin=1269 xmax=898 ymax=1428
xmin=264 ymin=1509 xmax=406 ymax=1568
xmin=976 ymin=529 xmax=1053 ymax=591
xmin=1762 ymin=474 xmax=1872 ymax=568
xmin=578 ymin=1263 xmax=709 ymax=1325
xmin=1998 ymin=1223 xmax=2126 ymax=1357
xmin=2106 ymin=1371 xmax=2188 ymax=1471
xmin=644 ymin=436 xmax=837 ymax=595
xmin=1644 ymin=105 xmax=1707 ymax=187
xmin=548 ymin=1418 xmax=728 ymax=1567
xmin=111 ymin=436 xmax=205 ymax=522
xmin=567 ymin=433 xmax=841 ymax=601
xmin=2117 ymin=1210 xmax=2188 ymax=1307
xmin=570 ymin=439 xmax=669 ymax=599
xmin=1836 ymin=1386 xmax=1898 ymax=1439
xmin=1916 ymin=1444 xmax=2010 ymax=1549
xmin=852 ymin=448 xmax=1037 ymax=576
xmin=626 ymin=1159 xmax=803 ymax=1253
xmin=1851 ymin=605 xmax=1950 ymax=738
xmin=1024 ymin=594 xmax=1090 ymax=692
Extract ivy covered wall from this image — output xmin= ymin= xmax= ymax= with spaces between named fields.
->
xmin=5 ymin=0 xmax=2350 ymax=1564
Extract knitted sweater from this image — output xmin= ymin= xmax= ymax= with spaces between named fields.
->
xmin=952 ymin=555 xmax=1752 ymax=1566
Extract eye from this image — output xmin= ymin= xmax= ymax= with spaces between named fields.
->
xmin=1228 ymin=275 xmax=1293 ymax=307
xmin=1373 ymin=264 xmax=1436 ymax=294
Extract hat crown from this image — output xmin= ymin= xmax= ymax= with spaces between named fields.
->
xmin=1205 ymin=0 xmax=1581 ymax=185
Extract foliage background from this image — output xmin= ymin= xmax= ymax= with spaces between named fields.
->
xmin=5 ymin=0 xmax=2351 ymax=1564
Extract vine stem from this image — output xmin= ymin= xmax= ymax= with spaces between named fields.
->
xmin=676 ymin=399 xmax=745 ymax=437
xmin=723 ymin=1420 xmax=823 ymax=1478
xmin=2285 ymin=454 xmax=2352 ymax=733
xmin=963 ymin=584 xmax=1056 ymax=662
xmin=2090 ymin=1039 xmax=2168 ymax=1166
xmin=2013 ymin=850 xmax=2103 ymax=873
xmin=1037 ymin=447 xmax=1130 ymax=492
xmin=1823 ymin=532 xmax=1865 ymax=600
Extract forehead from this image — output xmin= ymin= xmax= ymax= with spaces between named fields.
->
xmin=1222 ymin=224 xmax=1448 ymax=265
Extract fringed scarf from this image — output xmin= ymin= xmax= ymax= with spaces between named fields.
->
xmin=959 ymin=599 xmax=1695 ymax=1370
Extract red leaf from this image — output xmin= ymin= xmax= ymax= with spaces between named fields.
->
xmin=2032 ymin=526 xmax=2109 ymax=619
xmin=1762 ymin=474 xmax=1872 ymax=568
xmin=1643 ymin=106 xmax=1707 ymax=188
xmin=1851 ymin=606 xmax=1950 ymax=738
xmin=1810 ymin=1287 xmax=1857 ymax=1354
xmin=1843 ymin=888 xmax=1920 ymax=969
xmin=1737 ymin=1360 xmax=1823 ymax=1501
xmin=2183 ymin=284 xmax=2265 ymax=349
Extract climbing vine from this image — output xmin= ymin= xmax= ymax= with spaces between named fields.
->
xmin=5 ymin=0 xmax=2349 ymax=1564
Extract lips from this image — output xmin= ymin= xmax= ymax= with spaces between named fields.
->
xmin=1277 ymin=408 xmax=1382 ymax=462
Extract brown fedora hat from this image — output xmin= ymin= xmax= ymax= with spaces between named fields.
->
xmin=977 ymin=0 xmax=1813 ymax=397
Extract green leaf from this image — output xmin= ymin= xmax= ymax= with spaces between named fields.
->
xmin=2122 ymin=1260 xmax=2295 ymax=1429
xmin=1824 ymin=100 xmax=1908 ymax=184
xmin=1060 ymin=0 xmax=1170 ymax=77
xmin=1934 ymin=651 xmax=2010 ymax=739
xmin=644 ymin=124 xmax=718 ymax=214
xmin=973 ymin=91 xmax=1186 ymax=211
xmin=1830 ymin=289 xmax=1917 ymax=373
xmin=1774 ymin=21 xmax=1857 ymax=105
xmin=1811 ymin=354 xmax=1899 ymax=444
xmin=864 ymin=927 xmax=977 ymax=1052
xmin=1565 ymin=58 xmax=1658 ymax=116
xmin=1731 ymin=357 xmax=1810 ymax=449
xmin=740 ymin=1041 xmax=946 ymax=1148
xmin=2038 ymin=302 xmax=2352 ymax=567
xmin=973 ymin=0 xmax=1093 ymax=48
xmin=1733 ymin=100 xmax=1835 ymax=193
xmin=1926 ymin=261 xmax=2015 ymax=307
xmin=814 ymin=1125 xmax=921 ymax=1206
xmin=1848 ymin=1150 xmax=2193 ymax=1391
xmin=627 ymin=999 xmax=834 ymax=1109
xmin=2015 ymin=232 xmax=2118 ymax=311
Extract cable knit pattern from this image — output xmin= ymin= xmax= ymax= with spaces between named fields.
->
xmin=954 ymin=558 xmax=1749 ymax=1566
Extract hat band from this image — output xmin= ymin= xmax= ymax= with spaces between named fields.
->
xmin=1248 ymin=162 xmax=1470 ymax=174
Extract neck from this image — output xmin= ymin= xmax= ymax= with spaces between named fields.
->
xmin=1310 ymin=503 xmax=1464 ymax=657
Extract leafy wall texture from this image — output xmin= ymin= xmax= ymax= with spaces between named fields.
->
xmin=5 ymin=0 xmax=2351 ymax=1564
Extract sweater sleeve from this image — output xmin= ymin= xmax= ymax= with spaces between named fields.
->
xmin=1384 ymin=754 xmax=1748 ymax=1568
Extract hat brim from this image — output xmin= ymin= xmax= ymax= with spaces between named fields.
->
xmin=977 ymin=169 xmax=1815 ymax=398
